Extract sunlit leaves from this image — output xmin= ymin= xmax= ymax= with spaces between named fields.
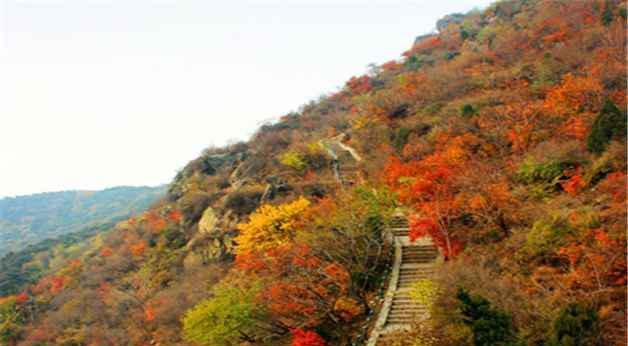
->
xmin=236 ymin=197 xmax=311 ymax=255
xmin=182 ymin=282 xmax=263 ymax=346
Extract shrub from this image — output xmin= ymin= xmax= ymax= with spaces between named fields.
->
xmin=224 ymin=188 xmax=263 ymax=216
xmin=444 ymin=51 xmax=460 ymax=60
xmin=162 ymin=227 xmax=187 ymax=249
xmin=601 ymin=2 xmax=614 ymax=25
xmin=291 ymin=328 xmax=326 ymax=346
xmin=460 ymin=29 xmax=470 ymax=40
xmin=392 ymin=127 xmax=412 ymax=153
xmin=405 ymin=54 xmax=434 ymax=71
xmin=523 ymin=215 xmax=574 ymax=258
xmin=279 ymin=143 xmax=329 ymax=173
xmin=585 ymin=148 xmax=616 ymax=185
xmin=280 ymin=151 xmax=308 ymax=172
xmin=587 ymin=100 xmax=626 ymax=154
xmin=456 ymin=288 xmax=520 ymax=346
xmin=302 ymin=183 xmax=327 ymax=199
xmin=515 ymin=159 xmax=573 ymax=185
xmin=0 ymin=296 xmax=24 ymax=345
xmin=182 ymin=282 xmax=263 ymax=345
xmin=548 ymin=303 xmax=599 ymax=346
xmin=460 ymin=104 xmax=477 ymax=118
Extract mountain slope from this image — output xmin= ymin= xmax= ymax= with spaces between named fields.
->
xmin=1 ymin=1 xmax=626 ymax=345
xmin=0 ymin=186 xmax=166 ymax=256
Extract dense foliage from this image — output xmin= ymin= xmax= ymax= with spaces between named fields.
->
xmin=0 ymin=186 xmax=165 ymax=256
xmin=1 ymin=0 xmax=625 ymax=345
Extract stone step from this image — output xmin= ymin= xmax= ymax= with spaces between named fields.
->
xmin=390 ymin=301 xmax=424 ymax=307
xmin=398 ymin=282 xmax=426 ymax=288
xmin=398 ymin=272 xmax=433 ymax=278
xmin=401 ymin=253 xmax=438 ymax=259
xmin=386 ymin=317 xmax=416 ymax=324
xmin=401 ymin=253 xmax=438 ymax=258
xmin=388 ymin=311 xmax=427 ymax=318
xmin=399 ymin=267 xmax=435 ymax=273
xmin=400 ymin=258 xmax=437 ymax=264
xmin=402 ymin=247 xmax=437 ymax=251
xmin=399 ymin=269 xmax=434 ymax=274
xmin=391 ymin=295 xmax=418 ymax=301
xmin=376 ymin=334 xmax=413 ymax=346
xmin=398 ymin=278 xmax=431 ymax=284
xmin=399 ymin=267 xmax=435 ymax=272
xmin=390 ymin=300 xmax=425 ymax=306
xmin=402 ymin=245 xmax=438 ymax=250
xmin=387 ymin=312 xmax=424 ymax=319
xmin=390 ymin=304 xmax=425 ymax=310
xmin=399 ymin=271 xmax=434 ymax=276
xmin=387 ymin=314 xmax=425 ymax=321
xmin=401 ymin=253 xmax=437 ymax=257
xmin=401 ymin=255 xmax=438 ymax=260
xmin=389 ymin=308 xmax=426 ymax=314
xmin=399 ymin=263 xmax=436 ymax=274
xmin=400 ymin=258 xmax=438 ymax=264
xmin=401 ymin=248 xmax=439 ymax=255
xmin=398 ymin=274 xmax=433 ymax=279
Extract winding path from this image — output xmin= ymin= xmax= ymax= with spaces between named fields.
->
xmin=319 ymin=134 xmax=362 ymax=186
xmin=367 ymin=212 xmax=441 ymax=346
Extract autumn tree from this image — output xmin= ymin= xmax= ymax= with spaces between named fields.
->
xmin=303 ymin=187 xmax=397 ymax=309
xmin=0 ymin=296 xmax=25 ymax=345
xmin=291 ymin=328 xmax=326 ymax=346
xmin=587 ymin=100 xmax=626 ymax=154
xmin=182 ymin=281 xmax=267 ymax=345
xmin=236 ymin=243 xmax=353 ymax=330
xmin=235 ymin=197 xmax=310 ymax=255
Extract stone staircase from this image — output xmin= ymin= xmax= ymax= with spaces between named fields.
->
xmin=339 ymin=164 xmax=360 ymax=186
xmin=389 ymin=216 xmax=409 ymax=237
xmin=367 ymin=213 xmax=440 ymax=346
xmin=319 ymin=135 xmax=362 ymax=188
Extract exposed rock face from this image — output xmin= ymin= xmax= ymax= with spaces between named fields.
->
xmin=198 ymin=207 xmax=218 ymax=234
xmin=186 ymin=206 xmax=236 ymax=263
xmin=436 ymin=13 xmax=465 ymax=32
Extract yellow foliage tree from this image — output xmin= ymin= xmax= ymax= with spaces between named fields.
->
xmin=279 ymin=151 xmax=307 ymax=172
xmin=236 ymin=197 xmax=311 ymax=255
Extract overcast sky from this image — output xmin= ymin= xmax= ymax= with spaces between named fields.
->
xmin=0 ymin=0 xmax=493 ymax=197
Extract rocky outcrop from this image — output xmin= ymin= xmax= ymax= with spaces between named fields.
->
xmin=413 ymin=33 xmax=437 ymax=45
xmin=436 ymin=13 xmax=465 ymax=32
xmin=186 ymin=207 xmax=236 ymax=264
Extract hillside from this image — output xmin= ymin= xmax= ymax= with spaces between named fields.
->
xmin=0 ymin=186 xmax=166 ymax=257
xmin=0 ymin=1 xmax=625 ymax=346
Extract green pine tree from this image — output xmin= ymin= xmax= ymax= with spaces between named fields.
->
xmin=587 ymin=100 xmax=626 ymax=154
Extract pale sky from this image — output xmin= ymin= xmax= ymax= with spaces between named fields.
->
xmin=0 ymin=0 xmax=493 ymax=197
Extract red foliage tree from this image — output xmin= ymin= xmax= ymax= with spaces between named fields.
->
xmin=291 ymin=328 xmax=326 ymax=346
xmin=16 ymin=292 xmax=29 ymax=303
xmin=237 ymin=243 xmax=350 ymax=328
xmin=345 ymin=75 xmax=372 ymax=95
xmin=168 ymin=209 xmax=183 ymax=223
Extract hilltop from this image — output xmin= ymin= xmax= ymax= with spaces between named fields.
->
xmin=0 ymin=1 xmax=625 ymax=345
